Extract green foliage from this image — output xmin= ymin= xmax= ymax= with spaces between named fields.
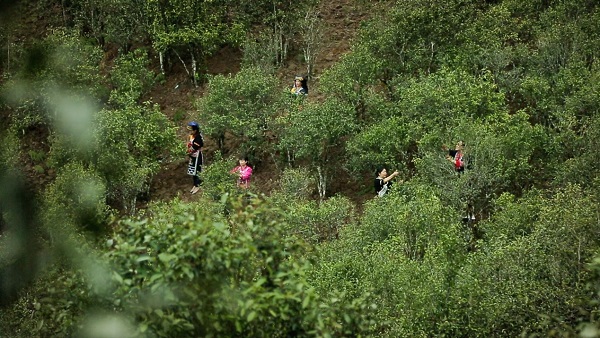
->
xmin=277 ymin=97 xmax=357 ymax=161
xmin=69 ymin=0 xmax=113 ymax=44
xmin=0 ymin=268 xmax=93 ymax=337
xmin=346 ymin=115 xmax=412 ymax=175
xmin=172 ymin=109 xmax=186 ymax=123
xmin=236 ymin=0 xmax=318 ymax=68
xmin=444 ymin=184 xmax=600 ymax=337
xmin=106 ymin=202 xmax=235 ymax=336
xmin=0 ymin=129 xmax=20 ymax=171
xmin=42 ymin=161 xmax=108 ymax=234
xmin=415 ymin=110 xmax=549 ymax=217
xmin=199 ymin=152 xmax=241 ymax=201
xmin=197 ymin=67 xmax=281 ymax=155
xmin=82 ymin=0 xmax=152 ymax=48
xmin=241 ymin=30 xmax=282 ymax=74
xmin=310 ymin=183 xmax=600 ymax=336
xmin=276 ymin=97 xmax=358 ymax=197
xmin=562 ymin=62 xmax=600 ymax=121
xmin=108 ymin=48 xmax=155 ymax=107
xmin=557 ymin=114 xmax=600 ymax=188
xmin=350 ymin=0 xmax=478 ymax=78
xmin=92 ymin=103 xmax=178 ymax=211
xmin=146 ymin=0 xmax=245 ymax=78
xmin=36 ymin=29 xmax=106 ymax=95
xmin=47 ymin=97 xmax=178 ymax=213
xmin=5 ymin=1 xmax=600 ymax=337
xmin=311 ymin=182 xmax=466 ymax=336
xmin=318 ymin=44 xmax=384 ymax=109
xmin=395 ymin=68 xmax=505 ymax=137
xmin=532 ymin=1 xmax=600 ymax=74
xmin=28 ymin=149 xmax=46 ymax=163
xmin=547 ymin=63 xmax=600 ymax=187
xmin=360 ymin=181 xmax=463 ymax=259
xmin=576 ymin=254 xmax=600 ymax=338
xmin=277 ymin=195 xmax=356 ymax=244
xmin=102 ymin=196 xmax=374 ymax=337
xmin=452 ymin=3 xmax=523 ymax=68
xmin=1 ymin=29 xmax=106 ymax=131
xmin=68 ymin=0 xmax=245 ymax=54
xmin=484 ymin=190 xmax=545 ymax=242
xmin=272 ymin=166 xmax=316 ymax=201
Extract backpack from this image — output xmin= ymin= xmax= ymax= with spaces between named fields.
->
xmin=454 ymin=152 xmax=464 ymax=170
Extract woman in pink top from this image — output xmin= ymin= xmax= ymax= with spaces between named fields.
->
xmin=230 ymin=156 xmax=253 ymax=189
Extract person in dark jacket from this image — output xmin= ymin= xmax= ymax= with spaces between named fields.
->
xmin=290 ymin=75 xmax=308 ymax=96
xmin=186 ymin=121 xmax=204 ymax=194
xmin=374 ymin=167 xmax=402 ymax=197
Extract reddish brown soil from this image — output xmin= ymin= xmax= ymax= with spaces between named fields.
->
xmin=145 ymin=0 xmax=376 ymax=207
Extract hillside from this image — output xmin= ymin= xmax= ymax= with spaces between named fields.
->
xmin=0 ymin=0 xmax=377 ymax=209
xmin=3 ymin=0 xmax=600 ymax=337
xmin=145 ymin=0 xmax=374 ymax=206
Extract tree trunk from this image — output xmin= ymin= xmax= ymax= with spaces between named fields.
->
xmin=302 ymin=7 xmax=323 ymax=78
xmin=159 ymin=51 xmax=164 ymax=74
xmin=191 ymin=52 xmax=198 ymax=87
xmin=317 ymin=165 xmax=326 ymax=201
xmin=174 ymin=50 xmax=192 ymax=83
xmin=6 ymin=38 xmax=9 ymax=74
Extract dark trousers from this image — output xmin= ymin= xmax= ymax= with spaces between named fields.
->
xmin=193 ymin=171 xmax=202 ymax=187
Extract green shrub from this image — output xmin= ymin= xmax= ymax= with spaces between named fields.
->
xmin=0 ymin=268 xmax=93 ymax=338
xmin=199 ymin=152 xmax=241 ymax=202
xmin=273 ymin=167 xmax=316 ymax=201
xmin=279 ymin=195 xmax=356 ymax=244
xmin=108 ymin=48 xmax=155 ymax=107
xmin=103 ymin=196 xmax=374 ymax=337
xmin=196 ymin=67 xmax=281 ymax=155
xmin=91 ymin=102 xmax=177 ymax=212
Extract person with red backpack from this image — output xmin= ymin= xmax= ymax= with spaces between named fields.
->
xmin=186 ymin=121 xmax=204 ymax=194
xmin=442 ymin=140 xmax=466 ymax=174
xmin=442 ymin=140 xmax=475 ymax=221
